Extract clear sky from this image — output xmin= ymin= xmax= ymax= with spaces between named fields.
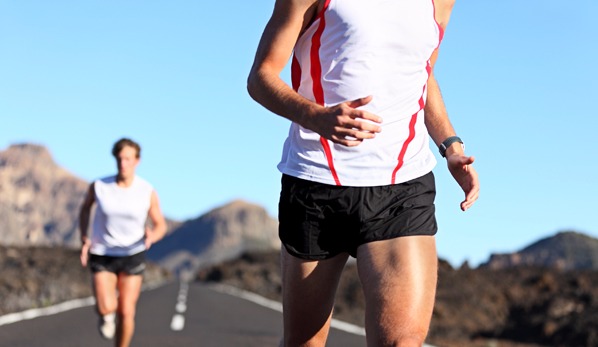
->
xmin=1 ymin=1 xmax=597 ymax=267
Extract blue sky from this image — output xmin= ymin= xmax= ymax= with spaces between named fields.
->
xmin=1 ymin=1 xmax=597 ymax=266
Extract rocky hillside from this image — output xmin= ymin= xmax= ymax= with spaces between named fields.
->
xmin=0 ymin=144 xmax=88 ymax=247
xmin=198 ymin=232 xmax=598 ymax=347
xmin=483 ymin=231 xmax=598 ymax=270
xmin=147 ymin=200 xmax=279 ymax=274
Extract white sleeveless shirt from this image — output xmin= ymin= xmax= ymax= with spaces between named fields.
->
xmin=90 ymin=175 xmax=153 ymax=256
xmin=278 ymin=0 xmax=443 ymax=186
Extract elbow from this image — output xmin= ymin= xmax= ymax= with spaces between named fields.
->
xmin=157 ymin=220 xmax=168 ymax=239
xmin=247 ymin=63 xmax=272 ymax=102
xmin=246 ymin=68 xmax=260 ymax=102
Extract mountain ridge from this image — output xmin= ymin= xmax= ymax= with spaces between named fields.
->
xmin=483 ymin=231 xmax=598 ymax=270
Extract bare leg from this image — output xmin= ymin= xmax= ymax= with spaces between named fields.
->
xmin=357 ymin=236 xmax=437 ymax=347
xmin=280 ymin=247 xmax=349 ymax=347
xmin=115 ymin=273 xmax=143 ymax=347
xmin=93 ymin=271 xmax=118 ymax=316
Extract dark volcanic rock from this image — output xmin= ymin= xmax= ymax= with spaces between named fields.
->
xmin=432 ymin=265 xmax=598 ymax=347
xmin=198 ymin=251 xmax=282 ymax=302
xmin=0 ymin=245 xmax=90 ymax=315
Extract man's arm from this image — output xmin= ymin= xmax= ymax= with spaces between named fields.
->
xmin=426 ymin=0 xmax=479 ymax=211
xmin=247 ymin=0 xmax=382 ymax=147
xmin=145 ymin=190 xmax=167 ymax=249
xmin=425 ymin=73 xmax=479 ymax=211
xmin=79 ymin=183 xmax=95 ymax=267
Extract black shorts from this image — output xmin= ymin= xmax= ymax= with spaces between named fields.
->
xmin=278 ymin=172 xmax=437 ymax=260
xmin=88 ymin=251 xmax=146 ymax=275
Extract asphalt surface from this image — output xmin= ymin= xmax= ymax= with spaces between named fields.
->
xmin=0 ymin=282 xmax=366 ymax=347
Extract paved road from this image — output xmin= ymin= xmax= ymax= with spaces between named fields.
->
xmin=0 ymin=282 xmax=366 ymax=347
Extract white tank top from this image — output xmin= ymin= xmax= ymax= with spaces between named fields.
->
xmin=90 ymin=175 xmax=153 ymax=256
xmin=278 ymin=0 xmax=443 ymax=186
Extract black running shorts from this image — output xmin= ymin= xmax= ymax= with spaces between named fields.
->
xmin=88 ymin=251 xmax=147 ymax=275
xmin=278 ymin=172 xmax=438 ymax=260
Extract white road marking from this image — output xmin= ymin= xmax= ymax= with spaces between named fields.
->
xmin=175 ymin=302 xmax=187 ymax=313
xmin=170 ymin=281 xmax=189 ymax=331
xmin=0 ymin=297 xmax=95 ymax=327
xmin=0 ymin=281 xmax=164 ymax=327
xmin=170 ymin=313 xmax=185 ymax=331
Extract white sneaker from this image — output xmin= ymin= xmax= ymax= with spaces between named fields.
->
xmin=98 ymin=313 xmax=116 ymax=339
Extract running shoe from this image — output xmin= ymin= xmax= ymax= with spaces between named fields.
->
xmin=98 ymin=313 xmax=116 ymax=339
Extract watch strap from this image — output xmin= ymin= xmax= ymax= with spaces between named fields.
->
xmin=439 ymin=136 xmax=463 ymax=157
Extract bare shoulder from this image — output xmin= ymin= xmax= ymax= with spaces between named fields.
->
xmin=274 ymin=0 xmax=319 ymax=13
xmin=433 ymin=0 xmax=456 ymax=29
xmin=150 ymin=189 xmax=160 ymax=203
xmin=434 ymin=0 xmax=455 ymax=11
xmin=273 ymin=0 xmax=320 ymax=23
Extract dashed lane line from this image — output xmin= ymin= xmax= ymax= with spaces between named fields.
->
xmin=170 ymin=281 xmax=189 ymax=331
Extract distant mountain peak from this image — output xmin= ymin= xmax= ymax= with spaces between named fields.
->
xmin=0 ymin=143 xmax=88 ymax=247
xmin=222 ymin=199 xmax=258 ymax=208
xmin=1 ymin=143 xmax=55 ymax=168
xmin=204 ymin=199 xmax=275 ymax=220
xmin=148 ymin=199 xmax=279 ymax=274
xmin=483 ymin=230 xmax=598 ymax=270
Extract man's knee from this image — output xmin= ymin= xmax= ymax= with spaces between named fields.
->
xmin=116 ymin=304 xmax=137 ymax=320
xmin=368 ymin=320 xmax=431 ymax=347
xmin=96 ymin=298 xmax=117 ymax=315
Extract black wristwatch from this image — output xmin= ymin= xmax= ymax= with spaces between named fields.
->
xmin=439 ymin=136 xmax=463 ymax=158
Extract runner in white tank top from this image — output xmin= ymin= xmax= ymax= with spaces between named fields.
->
xmin=248 ymin=0 xmax=480 ymax=345
xmin=79 ymin=138 xmax=167 ymax=347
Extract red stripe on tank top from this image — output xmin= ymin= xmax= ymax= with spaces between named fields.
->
xmin=391 ymin=2 xmax=444 ymax=184
xmin=391 ymin=63 xmax=435 ymax=184
xmin=310 ymin=0 xmax=341 ymax=186
xmin=391 ymin=112 xmax=418 ymax=184
xmin=291 ymin=54 xmax=301 ymax=92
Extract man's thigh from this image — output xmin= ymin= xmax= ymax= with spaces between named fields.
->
xmin=280 ymin=247 xmax=349 ymax=346
xmin=92 ymin=271 xmax=119 ymax=312
xmin=117 ymin=273 xmax=143 ymax=315
xmin=356 ymin=235 xmax=437 ymax=345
